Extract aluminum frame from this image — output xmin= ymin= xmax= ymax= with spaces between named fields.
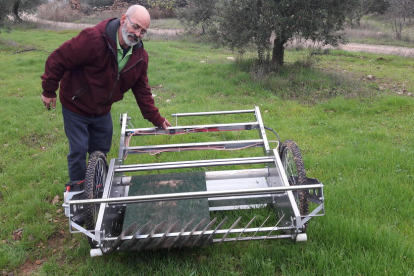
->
xmin=65 ymin=106 xmax=325 ymax=255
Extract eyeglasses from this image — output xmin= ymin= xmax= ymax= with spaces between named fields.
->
xmin=126 ymin=15 xmax=147 ymax=36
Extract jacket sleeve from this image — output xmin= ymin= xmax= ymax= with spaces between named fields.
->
xmin=131 ymin=54 xmax=165 ymax=127
xmin=41 ymin=28 xmax=100 ymax=98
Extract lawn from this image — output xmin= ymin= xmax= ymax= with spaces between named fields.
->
xmin=0 ymin=26 xmax=413 ymax=275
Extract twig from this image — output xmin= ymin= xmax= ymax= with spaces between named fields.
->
xmin=12 ymin=46 xmax=49 ymax=55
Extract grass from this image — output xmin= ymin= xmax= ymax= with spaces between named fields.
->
xmin=1 ymin=26 xmax=414 ymax=275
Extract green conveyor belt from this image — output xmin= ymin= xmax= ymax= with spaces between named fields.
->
xmin=122 ymin=172 xmax=211 ymax=237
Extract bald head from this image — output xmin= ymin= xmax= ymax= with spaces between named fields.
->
xmin=125 ymin=5 xmax=151 ymax=28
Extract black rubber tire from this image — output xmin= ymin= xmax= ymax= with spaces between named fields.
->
xmin=84 ymin=151 xmax=108 ymax=248
xmin=280 ymin=140 xmax=309 ymax=224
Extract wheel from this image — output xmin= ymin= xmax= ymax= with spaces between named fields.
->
xmin=84 ymin=151 xmax=108 ymax=248
xmin=280 ymin=140 xmax=309 ymax=222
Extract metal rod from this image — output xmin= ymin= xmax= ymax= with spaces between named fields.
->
xmin=126 ymin=122 xmax=259 ymax=134
xmin=192 ymin=218 xmax=217 ymax=247
xmin=212 ymin=235 xmax=292 ymax=242
xmin=121 ymin=168 xmax=269 ymax=185
xmin=179 ymin=219 xmax=206 ymax=249
xmin=105 ymin=226 xmax=292 ymax=241
xmin=115 ymin=157 xmax=275 ymax=173
xmin=205 ymin=168 xmax=268 ymax=180
xmin=171 ymin=109 xmax=255 ymax=117
xmin=69 ymin=184 xmax=323 ymax=205
xmin=234 ymin=216 xmax=256 ymax=244
xmin=262 ymin=214 xmax=285 ymax=243
xmin=120 ymin=156 xmax=272 ymax=169
xmin=168 ymin=219 xmax=195 ymax=250
xmin=125 ymin=139 xmax=264 ymax=154
xmin=219 ymin=217 xmax=242 ymax=244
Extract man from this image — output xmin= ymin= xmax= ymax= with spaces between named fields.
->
xmin=41 ymin=5 xmax=171 ymax=186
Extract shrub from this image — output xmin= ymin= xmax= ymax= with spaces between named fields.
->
xmin=36 ymin=1 xmax=83 ymax=22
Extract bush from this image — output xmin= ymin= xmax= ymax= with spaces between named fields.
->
xmin=36 ymin=1 xmax=83 ymax=22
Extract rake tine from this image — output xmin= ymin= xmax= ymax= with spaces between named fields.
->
xmin=233 ymin=216 xmax=256 ymax=244
xmin=179 ymin=218 xmax=206 ymax=249
xmin=153 ymin=220 xmax=180 ymax=251
xmin=219 ymin=216 xmax=242 ymax=244
xmin=204 ymin=216 xmax=228 ymax=246
xmin=105 ymin=222 xmax=138 ymax=254
xmin=251 ymin=215 xmax=271 ymax=239
xmin=137 ymin=221 xmax=167 ymax=252
xmin=262 ymin=214 xmax=285 ymax=243
xmin=191 ymin=218 xmax=217 ymax=247
xmin=168 ymin=218 xmax=195 ymax=250
xmin=123 ymin=221 xmax=152 ymax=251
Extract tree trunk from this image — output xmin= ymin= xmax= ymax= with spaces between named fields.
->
xmin=13 ymin=1 xmax=22 ymax=23
xmin=272 ymin=37 xmax=286 ymax=66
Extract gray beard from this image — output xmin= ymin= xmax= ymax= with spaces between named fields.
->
xmin=122 ymin=23 xmax=140 ymax=47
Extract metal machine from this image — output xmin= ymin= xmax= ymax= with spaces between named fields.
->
xmin=63 ymin=107 xmax=325 ymax=257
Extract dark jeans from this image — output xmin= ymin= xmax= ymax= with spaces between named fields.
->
xmin=62 ymin=106 xmax=113 ymax=181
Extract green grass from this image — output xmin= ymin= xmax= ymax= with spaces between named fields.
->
xmin=1 ymin=27 xmax=414 ymax=275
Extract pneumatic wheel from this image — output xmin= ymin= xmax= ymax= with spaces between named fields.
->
xmin=280 ymin=140 xmax=309 ymax=231
xmin=84 ymin=151 xmax=108 ymax=248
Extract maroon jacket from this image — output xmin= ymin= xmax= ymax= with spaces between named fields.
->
xmin=41 ymin=18 xmax=165 ymax=126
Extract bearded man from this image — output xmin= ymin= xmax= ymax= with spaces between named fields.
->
xmin=41 ymin=5 xmax=171 ymax=186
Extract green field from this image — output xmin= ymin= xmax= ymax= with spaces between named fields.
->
xmin=1 ymin=26 xmax=414 ymax=275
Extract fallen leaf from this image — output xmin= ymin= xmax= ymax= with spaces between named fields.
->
xmin=51 ymin=195 xmax=59 ymax=205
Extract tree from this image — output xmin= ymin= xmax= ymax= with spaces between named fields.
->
xmin=388 ymin=0 xmax=414 ymax=40
xmin=218 ymin=0 xmax=360 ymax=66
xmin=11 ymin=0 xmax=46 ymax=22
xmin=178 ymin=0 xmax=216 ymax=34
xmin=0 ymin=0 xmax=45 ymax=28
xmin=0 ymin=0 xmax=14 ymax=30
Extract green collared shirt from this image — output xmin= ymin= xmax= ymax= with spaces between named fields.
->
xmin=116 ymin=30 xmax=133 ymax=72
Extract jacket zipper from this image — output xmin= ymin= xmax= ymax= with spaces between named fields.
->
xmin=97 ymin=57 xmax=144 ymax=115
xmin=71 ymin=85 xmax=89 ymax=100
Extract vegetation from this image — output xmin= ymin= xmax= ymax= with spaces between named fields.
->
xmin=1 ymin=23 xmax=414 ymax=275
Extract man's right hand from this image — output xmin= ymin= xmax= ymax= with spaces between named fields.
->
xmin=42 ymin=95 xmax=57 ymax=110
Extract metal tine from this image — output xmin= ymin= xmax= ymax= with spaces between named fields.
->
xmin=251 ymin=215 xmax=271 ymax=239
xmin=168 ymin=218 xmax=195 ymax=251
xmin=262 ymin=214 xmax=285 ymax=243
xmin=136 ymin=221 xmax=167 ymax=252
xmin=179 ymin=218 xmax=206 ymax=249
xmin=233 ymin=216 xmax=256 ymax=244
xmin=219 ymin=216 xmax=242 ymax=244
xmin=153 ymin=220 xmax=180 ymax=251
xmin=123 ymin=221 xmax=152 ymax=251
xmin=105 ymin=222 xmax=138 ymax=254
xmin=204 ymin=216 xmax=228 ymax=246
xmin=191 ymin=218 xmax=217 ymax=247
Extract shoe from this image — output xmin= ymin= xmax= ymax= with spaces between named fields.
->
xmin=65 ymin=180 xmax=85 ymax=192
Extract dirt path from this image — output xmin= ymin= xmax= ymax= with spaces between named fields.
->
xmin=23 ymin=14 xmax=183 ymax=35
xmin=24 ymin=14 xmax=414 ymax=57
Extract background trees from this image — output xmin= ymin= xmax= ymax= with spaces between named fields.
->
xmin=0 ymin=0 xmax=45 ymax=29
xmin=216 ymin=0 xmax=360 ymax=66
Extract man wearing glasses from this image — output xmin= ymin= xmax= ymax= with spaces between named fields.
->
xmin=41 ymin=5 xmax=171 ymax=187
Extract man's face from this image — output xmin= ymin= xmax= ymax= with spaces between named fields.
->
xmin=121 ymin=13 xmax=150 ymax=47
xmin=122 ymin=20 xmax=140 ymax=47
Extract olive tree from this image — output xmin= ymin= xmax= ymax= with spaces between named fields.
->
xmin=218 ymin=0 xmax=360 ymax=66
xmin=388 ymin=0 xmax=414 ymax=40
xmin=0 ymin=0 xmax=14 ymax=30
xmin=178 ymin=0 xmax=216 ymax=34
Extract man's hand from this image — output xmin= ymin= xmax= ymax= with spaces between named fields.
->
xmin=161 ymin=119 xmax=172 ymax=129
xmin=42 ymin=95 xmax=57 ymax=110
